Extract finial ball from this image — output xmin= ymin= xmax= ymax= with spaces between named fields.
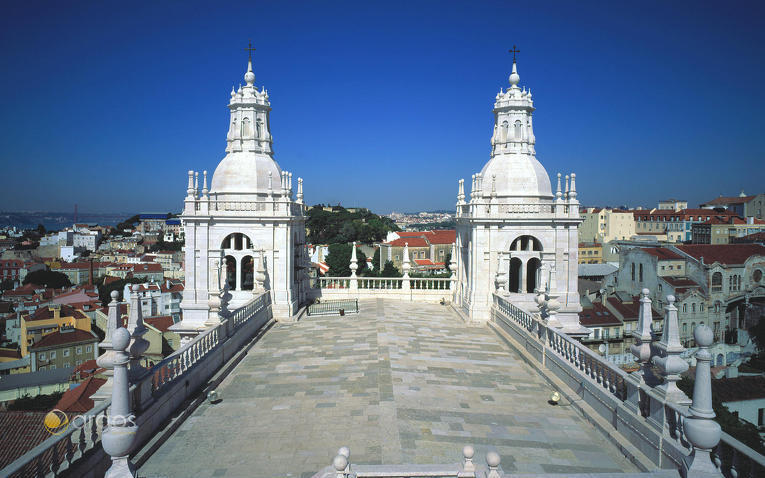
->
xmin=509 ymin=71 xmax=519 ymax=86
xmin=486 ymin=451 xmax=501 ymax=467
xmin=463 ymin=445 xmax=475 ymax=459
xmin=667 ymin=295 xmax=675 ymax=304
xmin=694 ymin=324 xmax=714 ymax=347
xmin=338 ymin=446 xmax=350 ymax=458
xmin=112 ymin=327 xmax=131 ymax=351
xmin=642 ymin=288 xmax=650 ymax=296
xmin=244 ymin=70 xmax=255 ymax=86
xmin=332 ymin=454 xmax=348 ymax=471
xmin=110 ymin=290 xmax=119 ymax=301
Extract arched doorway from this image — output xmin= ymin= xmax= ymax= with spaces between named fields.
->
xmin=241 ymin=256 xmax=254 ymax=290
xmin=225 ymin=255 xmax=237 ymax=290
xmin=526 ymin=257 xmax=541 ymax=293
xmin=509 ymin=258 xmax=522 ymax=293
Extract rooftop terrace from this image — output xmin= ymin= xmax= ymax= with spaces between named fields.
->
xmin=138 ymin=299 xmax=635 ymax=477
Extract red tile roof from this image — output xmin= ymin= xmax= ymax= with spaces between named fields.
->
xmin=711 ymin=375 xmax=765 ymax=402
xmin=579 ymin=302 xmax=622 ymax=327
xmin=30 ymin=329 xmax=97 ymax=350
xmin=698 ymin=216 xmax=765 ymax=225
xmin=424 ymin=230 xmax=456 ymax=245
xmin=661 ymin=277 xmax=700 ymax=288
xmin=26 ymin=305 xmax=87 ymax=322
xmin=606 ymin=297 xmax=662 ymax=321
xmin=676 ymin=244 xmax=765 ymax=265
xmin=642 ymin=247 xmax=683 ymax=260
xmin=733 ymin=231 xmax=765 ymax=243
xmin=145 ymin=315 xmax=174 ymax=332
xmin=0 ymin=348 xmax=21 ymax=359
xmin=388 ymin=237 xmax=429 ymax=247
xmin=701 ymin=195 xmax=756 ymax=206
xmin=54 ymin=376 xmax=106 ymax=414
xmin=0 ymin=411 xmax=51 ymax=468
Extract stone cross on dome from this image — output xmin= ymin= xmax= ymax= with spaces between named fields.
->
xmin=508 ymin=45 xmax=520 ymax=62
xmin=244 ymin=41 xmax=256 ymax=86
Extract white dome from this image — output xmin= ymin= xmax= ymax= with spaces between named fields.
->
xmin=210 ymin=152 xmax=282 ymax=195
xmin=480 ymin=153 xmax=552 ymax=199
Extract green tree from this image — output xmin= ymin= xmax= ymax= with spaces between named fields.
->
xmin=371 ymin=248 xmax=381 ymax=275
xmin=36 ymin=223 xmax=46 ymax=235
xmin=98 ymin=277 xmax=145 ymax=305
xmin=443 ymin=252 xmax=452 ymax=273
xmin=381 ymin=260 xmax=402 ymax=277
xmin=677 ymin=376 xmax=764 ymax=454
xmin=325 ymin=243 xmax=352 ymax=277
xmin=749 ymin=318 xmax=765 ymax=351
xmin=23 ymin=270 xmax=71 ymax=289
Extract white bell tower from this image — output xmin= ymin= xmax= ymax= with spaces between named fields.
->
xmin=173 ymin=47 xmax=310 ymax=343
xmin=454 ymin=50 xmax=584 ymax=333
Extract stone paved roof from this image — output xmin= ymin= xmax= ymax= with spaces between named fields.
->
xmin=139 ymin=299 xmax=636 ymax=477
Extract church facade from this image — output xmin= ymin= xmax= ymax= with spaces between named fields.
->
xmin=173 ymin=55 xmax=310 ymax=341
xmin=454 ymin=59 xmax=583 ymax=330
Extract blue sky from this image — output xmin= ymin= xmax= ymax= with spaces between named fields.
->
xmin=1 ymin=0 xmax=763 ymax=215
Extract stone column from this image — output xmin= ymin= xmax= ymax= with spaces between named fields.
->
xmin=93 ymin=290 xmax=120 ymax=403
xmin=402 ymin=243 xmax=411 ymax=290
xmin=630 ymin=288 xmax=655 ymax=384
xmin=126 ymin=285 xmax=149 ymax=381
xmin=102 ymin=328 xmax=138 ymax=478
xmin=653 ymin=295 xmax=690 ymax=405
xmin=519 ymin=258 xmax=526 ymax=293
xmin=349 ymin=241 xmax=358 ymax=291
xmin=255 ymin=249 xmax=266 ymax=291
xmin=683 ymin=324 xmax=723 ymax=478
xmin=235 ymin=255 xmax=242 ymax=292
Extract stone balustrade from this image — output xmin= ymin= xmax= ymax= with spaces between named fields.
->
xmin=1 ymin=291 xmax=273 ymax=478
xmin=314 ymin=276 xmax=454 ymax=302
xmin=310 ymin=445 xmax=681 ymax=478
xmin=192 ymin=198 xmax=303 ymax=217
xmin=490 ymin=292 xmax=764 ymax=478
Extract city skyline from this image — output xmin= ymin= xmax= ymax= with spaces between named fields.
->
xmin=1 ymin=1 xmax=764 ymax=214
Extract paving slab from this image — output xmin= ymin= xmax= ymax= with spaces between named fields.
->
xmin=139 ymin=299 xmax=636 ymax=477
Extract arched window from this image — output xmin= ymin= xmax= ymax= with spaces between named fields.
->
xmin=631 ymin=263 xmax=635 ymax=281
xmin=683 ymin=304 xmax=687 ymax=313
xmin=225 ymin=255 xmax=237 ymax=290
xmin=639 ymin=264 xmax=643 ymax=282
xmin=501 ymin=121 xmax=509 ymax=143
xmin=240 ymin=256 xmax=254 ymax=290
xmin=711 ymin=272 xmax=722 ymax=292
xmin=241 ymin=117 xmax=251 ymax=137
xmin=692 ymin=303 xmax=696 ymax=313
xmin=256 ymin=120 xmax=262 ymax=139
xmin=509 ymin=258 xmax=522 ymax=293
xmin=513 ymin=120 xmax=522 ymax=140
xmin=510 ymin=235 xmax=542 ymax=251
xmin=222 ymin=233 xmax=253 ymax=251
xmin=714 ymin=301 xmax=721 ymax=313
xmin=526 ymin=257 xmax=541 ymax=293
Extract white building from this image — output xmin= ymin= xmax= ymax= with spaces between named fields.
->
xmin=455 ymin=58 xmax=583 ymax=330
xmin=174 ymin=54 xmax=310 ymax=341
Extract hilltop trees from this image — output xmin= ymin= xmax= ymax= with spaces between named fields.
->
xmin=306 ymin=206 xmax=398 ymax=244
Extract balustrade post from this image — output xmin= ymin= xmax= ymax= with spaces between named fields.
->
xmin=102 ymin=328 xmax=138 ymax=478
xmin=402 ymin=243 xmax=411 ymax=290
xmin=653 ymin=295 xmax=690 ymax=405
xmin=684 ymin=324 xmax=723 ymax=478
xmin=349 ymin=242 xmax=359 ymax=291
xmin=126 ymin=285 xmax=149 ymax=381
xmin=94 ymin=291 xmax=120 ymax=404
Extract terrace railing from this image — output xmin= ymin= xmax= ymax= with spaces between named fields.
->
xmin=314 ymin=276 xmax=454 ymax=303
xmin=1 ymin=291 xmax=273 ymax=478
xmin=490 ymin=292 xmax=765 ymax=478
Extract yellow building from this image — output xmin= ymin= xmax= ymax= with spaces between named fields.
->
xmin=578 ymin=243 xmax=603 ymax=264
xmin=20 ymin=304 xmax=91 ymax=357
xmin=579 ymin=208 xmax=636 ymax=244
